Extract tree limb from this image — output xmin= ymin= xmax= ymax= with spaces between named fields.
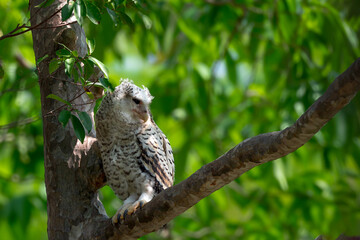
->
xmin=87 ymin=58 xmax=360 ymax=239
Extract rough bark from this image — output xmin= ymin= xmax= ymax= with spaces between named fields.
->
xmin=30 ymin=1 xmax=106 ymax=239
xmin=29 ymin=0 xmax=360 ymax=239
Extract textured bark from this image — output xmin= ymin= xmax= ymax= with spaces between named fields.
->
xmin=30 ymin=1 xmax=106 ymax=239
xmin=30 ymin=0 xmax=360 ymax=239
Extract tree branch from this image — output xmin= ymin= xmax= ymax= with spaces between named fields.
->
xmin=87 ymin=58 xmax=360 ymax=239
xmin=0 ymin=3 xmax=65 ymax=41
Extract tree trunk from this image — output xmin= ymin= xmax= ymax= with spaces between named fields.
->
xmin=30 ymin=1 xmax=107 ymax=239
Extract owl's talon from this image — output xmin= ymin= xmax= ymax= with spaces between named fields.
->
xmin=123 ymin=209 xmax=128 ymax=217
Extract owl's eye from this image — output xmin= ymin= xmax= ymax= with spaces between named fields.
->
xmin=132 ymin=98 xmax=141 ymax=104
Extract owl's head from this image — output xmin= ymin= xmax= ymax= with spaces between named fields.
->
xmin=111 ymin=79 xmax=154 ymax=124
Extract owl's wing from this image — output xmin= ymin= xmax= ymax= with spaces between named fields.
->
xmin=137 ymin=119 xmax=175 ymax=190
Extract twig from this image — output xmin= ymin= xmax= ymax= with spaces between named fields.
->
xmin=0 ymin=115 xmax=41 ymax=130
xmin=0 ymin=83 xmax=38 ymax=97
xmin=35 ymin=21 xmax=77 ymax=29
xmin=0 ymin=4 xmax=65 ymax=41
xmin=43 ymin=80 xmax=99 ymax=117
xmin=50 ymin=76 xmax=83 ymax=86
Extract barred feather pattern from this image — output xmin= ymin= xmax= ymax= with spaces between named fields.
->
xmin=95 ymin=80 xmax=175 ymax=211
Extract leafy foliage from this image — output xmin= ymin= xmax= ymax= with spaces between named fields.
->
xmin=46 ymin=42 xmax=112 ymax=142
xmin=0 ymin=0 xmax=360 ymax=239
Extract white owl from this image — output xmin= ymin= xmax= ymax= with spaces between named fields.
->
xmin=95 ymin=79 xmax=175 ymax=223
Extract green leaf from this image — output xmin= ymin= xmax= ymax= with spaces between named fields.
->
xmin=65 ymin=58 xmax=76 ymax=76
xmin=47 ymin=94 xmax=71 ymax=106
xmin=94 ymin=96 xmax=104 ymax=115
xmin=79 ymin=76 xmax=85 ymax=86
xmin=71 ymin=114 xmax=85 ymax=143
xmin=58 ymin=110 xmax=71 ymax=127
xmin=74 ymin=0 xmax=86 ymax=25
xmin=88 ymin=56 xmax=109 ymax=78
xmin=56 ymin=48 xmax=71 ymax=58
xmin=36 ymin=54 xmax=49 ymax=65
xmin=35 ymin=0 xmax=54 ymax=8
xmin=85 ymin=1 xmax=101 ymax=25
xmin=61 ymin=2 xmax=74 ymax=21
xmin=119 ymin=12 xmax=134 ymax=30
xmin=83 ymin=58 xmax=94 ymax=79
xmin=49 ymin=58 xmax=61 ymax=74
xmin=107 ymin=8 xmax=120 ymax=26
xmin=86 ymin=38 xmax=95 ymax=55
xmin=71 ymin=65 xmax=80 ymax=83
xmin=99 ymin=78 xmax=114 ymax=91
xmin=77 ymin=111 xmax=92 ymax=133
xmin=72 ymin=50 xmax=78 ymax=58
xmin=86 ymin=91 xmax=95 ymax=100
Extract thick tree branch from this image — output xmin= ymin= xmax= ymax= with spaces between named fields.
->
xmin=87 ymin=58 xmax=360 ymax=239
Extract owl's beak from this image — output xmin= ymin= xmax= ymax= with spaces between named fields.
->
xmin=139 ymin=111 xmax=149 ymax=122
xmin=133 ymin=107 xmax=149 ymax=122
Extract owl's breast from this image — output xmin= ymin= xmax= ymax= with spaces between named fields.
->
xmin=102 ymin=141 xmax=150 ymax=200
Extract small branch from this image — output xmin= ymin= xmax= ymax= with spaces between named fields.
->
xmin=35 ymin=21 xmax=77 ymax=29
xmin=87 ymin=58 xmax=360 ymax=239
xmin=43 ymin=79 xmax=99 ymax=117
xmin=0 ymin=4 xmax=65 ymax=41
xmin=0 ymin=116 xmax=41 ymax=130
xmin=0 ymin=82 xmax=38 ymax=97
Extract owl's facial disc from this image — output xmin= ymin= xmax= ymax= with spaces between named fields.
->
xmin=132 ymin=98 xmax=149 ymax=122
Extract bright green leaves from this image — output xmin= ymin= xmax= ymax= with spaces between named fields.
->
xmin=85 ymin=1 xmax=101 ymax=25
xmin=88 ymin=56 xmax=109 ymax=78
xmin=86 ymin=38 xmax=95 ymax=55
xmin=36 ymin=54 xmax=49 ymax=65
xmin=59 ymin=0 xmax=139 ymax=30
xmin=46 ymin=37 xmax=111 ymax=143
xmin=49 ymin=59 xmax=62 ymax=74
xmin=56 ymin=48 xmax=72 ymax=58
xmin=61 ymin=0 xmax=101 ymax=25
xmin=74 ymin=0 xmax=86 ymax=26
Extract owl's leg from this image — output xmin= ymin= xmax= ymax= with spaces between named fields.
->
xmin=112 ymin=194 xmax=138 ymax=224
xmin=112 ymin=183 xmax=155 ymax=224
xmin=121 ymin=182 xmax=155 ymax=215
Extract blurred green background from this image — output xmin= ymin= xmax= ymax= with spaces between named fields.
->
xmin=0 ymin=0 xmax=360 ymax=239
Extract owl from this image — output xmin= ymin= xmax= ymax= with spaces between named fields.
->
xmin=95 ymin=79 xmax=175 ymax=224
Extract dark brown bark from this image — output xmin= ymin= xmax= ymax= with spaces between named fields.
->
xmin=30 ymin=0 xmax=360 ymax=239
xmin=30 ymin=1 xmax=106 ymax=239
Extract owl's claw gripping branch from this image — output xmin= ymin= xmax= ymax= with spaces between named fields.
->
xmin=112 ymin=200 xmax=148 ymax=224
